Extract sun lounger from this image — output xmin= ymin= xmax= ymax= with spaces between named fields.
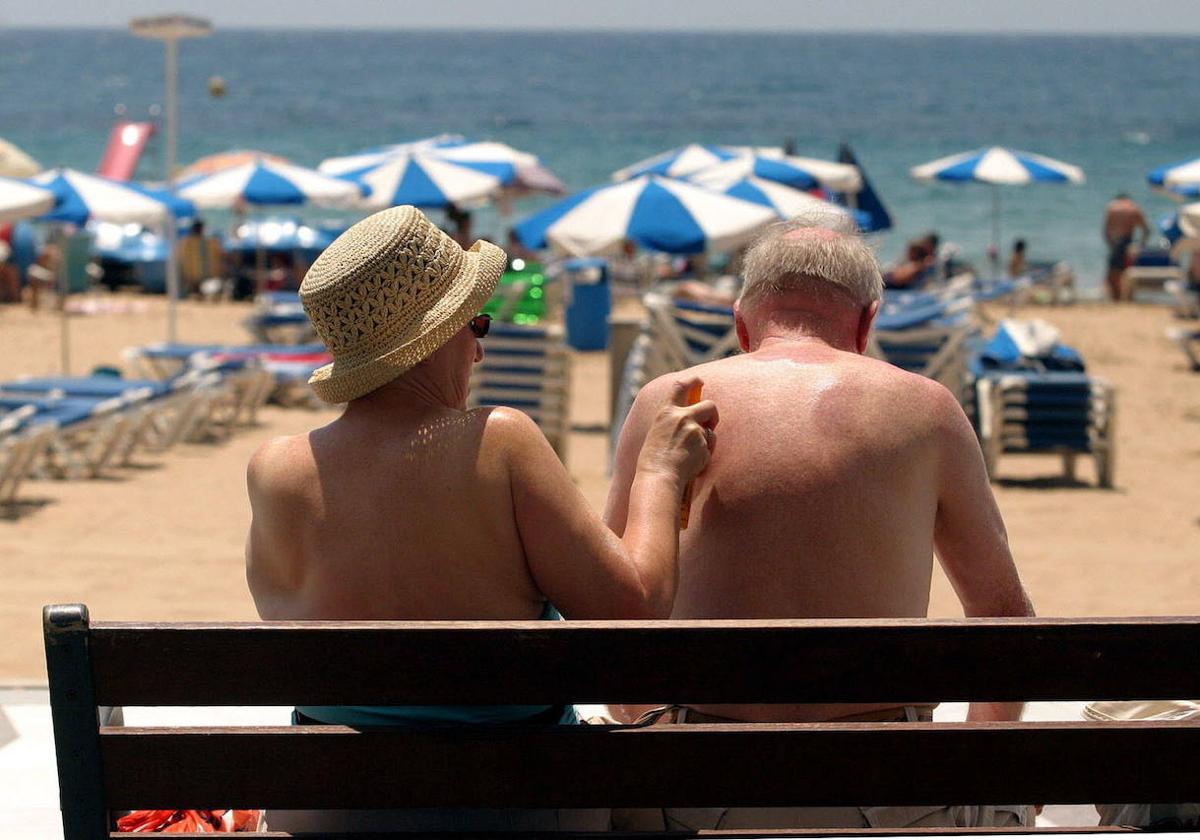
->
xmin=1121 ymin=248 xmax=1184 ymax=302
xmin=468 ymin=322 xmax=571 ymax=460
xmin=967 ymin=324 xmax=1116 ymax=488
xmin=0 ymin=407 xmax=54 ymax=507
xmin=243 ymin=291 xmax=315 ymax=344
xmin=0 ymin=393 xmax=131 ymax=479
xmin=870 ymin=292 xmax=977 ymax=403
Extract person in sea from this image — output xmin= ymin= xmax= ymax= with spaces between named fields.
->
xmin=245 ymin=205 xmax=717 ymax=833
xmin=1102 ymin=193 xmax=1150 ymax=301
xmin=1008 ymin=238 xmax=1028 ymax=278
xmin=606 ymin=214 xmax=1037 ymax=831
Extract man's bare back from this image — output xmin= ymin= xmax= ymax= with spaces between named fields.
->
xmin=607 ymin=221 xmax=1033 ymax=725
xmin=1103 ymin=197 xmax=1149 ymax=243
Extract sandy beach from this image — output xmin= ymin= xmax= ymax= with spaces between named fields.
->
xmin=1 ymin=295 xmax=1198 ymax=681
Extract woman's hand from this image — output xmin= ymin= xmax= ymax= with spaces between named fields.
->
xmin=635 ymin=377 xmax=719 ymax=488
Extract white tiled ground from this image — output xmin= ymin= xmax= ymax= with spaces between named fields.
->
xmin=0 ymin=690 xmax=1097 ymax=836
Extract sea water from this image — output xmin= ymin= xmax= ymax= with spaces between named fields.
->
xmin=1 ymin=29 xmax=1197 ymax=293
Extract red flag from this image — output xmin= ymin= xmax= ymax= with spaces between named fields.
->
xmin=96 ymin=121 xmax=156 ymax=181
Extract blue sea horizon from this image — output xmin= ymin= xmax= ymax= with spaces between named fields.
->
xmin=1 ymin=29 xmax=1197 ymax=293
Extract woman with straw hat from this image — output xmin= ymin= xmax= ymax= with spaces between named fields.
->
xmin=248 ymin=206 xmax=716 ymax=833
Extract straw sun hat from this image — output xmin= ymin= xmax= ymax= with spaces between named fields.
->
xmin=300 ymin=205 xmax=506 ymax=403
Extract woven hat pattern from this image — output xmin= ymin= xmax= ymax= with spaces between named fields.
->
xmin=300 ymin=206 xmax=505 ymax=403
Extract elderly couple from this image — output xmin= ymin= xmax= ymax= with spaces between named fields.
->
xmin=247 ymin=206 xmax=1035 ymax=833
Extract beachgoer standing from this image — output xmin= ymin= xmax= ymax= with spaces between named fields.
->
xmin=247 ymin=206 xmax=717 ymax=833
xmin=1102 ymin=193 xmax=1150 ymax=301
xmin=606 ymin=216 xmax=1035 ymax=831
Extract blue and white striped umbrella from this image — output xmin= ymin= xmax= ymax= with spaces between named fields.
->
xmin=512 ymin=175 xmax=776 ymax=257
xmin=31 ymin=168 xmax=194 ymax=225
xmin=612 ymin=144 xmax=744 ymax=182
xmin=177 ymin=158 xmax=364 ymax=208
xmin=697 ymin=175 xmax=872 ymax=230
xmin=911 ymin=146 xmax=1084 ymax=257
xmin=1147 ymin=157 xmax=1200 ymax=198
xmin=317 ymin=134 xmax=465 ymax=177
xmin=430 ymin=141 xmax=565 ymax=194
xmin=692 ymin=154 xmax=862 ymax=194
xmin=0 ymin=176 xmax=55 ymax=222
xmin=911 ymin=146 xmax=1084 ymax=186
xmin=347 ymin=153 xmax=505 ymax=210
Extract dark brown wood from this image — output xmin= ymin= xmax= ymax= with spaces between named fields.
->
xmin=43 ymin=604 xmax=109 ymax=840
xmin=125 ymin=829 xmax=1134 ymax=839
xmin=87 ymin=617 xmax=1200 ymax=706
xmin=100 ymin=721 xmax=1200 ymax=810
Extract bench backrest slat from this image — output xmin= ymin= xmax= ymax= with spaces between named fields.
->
xmin=100 ymin=722 xmax=1200 ymax=811
xmin=87 ymin=617 xmax=1200 ymax=706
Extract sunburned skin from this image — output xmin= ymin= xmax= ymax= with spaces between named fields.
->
xmin=245 ymin=322 xmax=718 ymax=627
xmin=606 ymin=283 xmax=1033 ymax=724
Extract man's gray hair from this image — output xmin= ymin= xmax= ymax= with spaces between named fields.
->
xmin=738 ymin=211 xmax=883 ymax=309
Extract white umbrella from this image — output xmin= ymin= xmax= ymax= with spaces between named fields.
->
xmin=0 ymin=138 xmax=41 ymax=178
xmin=1179 ymin=202 xmax=1200 ymax=238
xmin=350 ymin=153 xmax=504 ymax=210
xmin=692 ymin=153 xmax=862 ymax=195
xmin=512 ymin=175 xmax=776 ymax=257
xmin=177 ymin=158 xmax=364 ymax=209
xmin=911 ymin=146 xmax=1085 ymax=260
xmin=317 ymin=134 xmax=465 ymax=177
xmin=0 ymin=177 xmax=56 ymax=222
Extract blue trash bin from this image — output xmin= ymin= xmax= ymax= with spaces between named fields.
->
xmin=562 ymin=257 xmax=611 ymax=351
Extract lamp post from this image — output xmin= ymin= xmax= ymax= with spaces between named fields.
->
xmin=130 ymin=14 xmax=212 ymax=343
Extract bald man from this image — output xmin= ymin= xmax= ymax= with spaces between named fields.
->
xmin=606 ymin=218 xmax=1035 ymax=831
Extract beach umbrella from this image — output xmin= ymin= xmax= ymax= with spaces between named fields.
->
xmin=0 ymin=176 xmax=56 ymax=222
xmin=429 ymin=141 xmax=566 ymax=195
xmin=691 ymin=153 xmax=863 ymax=194
xmin=177 ymin=158 xmax=365 ymax=208
xmin=178 ymin=149 xmax=290 ymax=181
xmin=512 ymin=175 xmax=776 ymax=257
xmin=693 ymin=173 xmax=870 ymax=230
xmin=911 ymin=146 xmax=1084 ymax=260
xmin=1147 ymin=157 xmax=1200 ymax=198
xmin=316 ymin=134 xmax=465 ymax=177
xmin=0 ymin=138 xmax=40 ymax=178
xmin=835 ymin=142 xmax=893 ymax=233
xmin=30 ymin=168 xmax=194 ymax=225
xmin=612 ymin=144 xmax=745 ymax=182
xmin=29 ymin=168 xmax=195 ymax=374
xmin=346 ymin=153 xmax=504 ymax=210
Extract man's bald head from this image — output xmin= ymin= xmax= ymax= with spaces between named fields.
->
xmin=738 ymin=214 xmax=883 ymax=312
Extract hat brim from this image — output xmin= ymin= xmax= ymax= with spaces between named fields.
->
xmin=307 ymin=239 xmax=506 ymax=403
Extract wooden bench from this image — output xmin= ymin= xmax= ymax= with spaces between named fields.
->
xmin=43 ymin=604 xmax=1200 ymax=839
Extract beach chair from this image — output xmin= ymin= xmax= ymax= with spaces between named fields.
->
xmin=1025 ymin=260 xmax=1076 ymax=304
xmin=1121 ymin=247 xmax=1184 ymax=302
xmin=468 ymin=322 xmax=571 ymax=460
xmin=243 ymin=291 xmax=315 ymax=345
xmin=968 ymin=322 xmax=1115 ymax=487
xmin=869 ymin=292 xmax=977 ymax=404
xmin=0 ymin=393 xmax=132 ymax=480
xmin=0 ymin=407 xmax=54 ymax=507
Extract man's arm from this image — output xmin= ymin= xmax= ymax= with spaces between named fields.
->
xmin=929 ymin=385 xmax=1035 ymax=722
xmin=504 ymin=380 xmax=714 ymax=619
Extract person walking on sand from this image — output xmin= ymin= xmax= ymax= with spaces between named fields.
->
xmin=246 ymin=205 xmax=717 ymax=834
xmin=606 ymin=215 xmax=1035 ymax=832
xmin=1103 ymin=193 xmax=1150 ymax=301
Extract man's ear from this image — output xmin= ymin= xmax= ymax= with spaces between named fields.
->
xmin=856 ymin=299 xmax=880 ymax=355
xmin=734 ymin=300 xmax=751 ymax=352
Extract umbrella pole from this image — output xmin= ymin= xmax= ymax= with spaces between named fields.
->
xmin=165 ymin=217 xmax=179 ymax=342
xmin=58 ymin=231 xmax=69 ymax=375
xmin=991 ymin=184 xmax=1001 ymax=271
